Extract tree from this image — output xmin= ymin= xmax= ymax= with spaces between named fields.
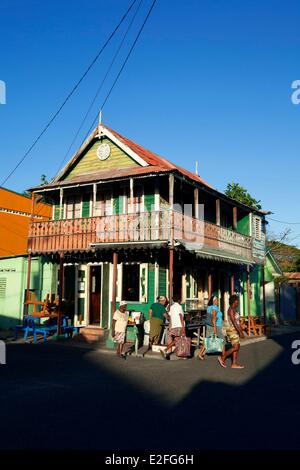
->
xmin=267 ymin=229 xmax=300 ymax=272
xmin=225 ymin=182 xmax=262 ymax=210
xmin=40 ymin=174 xmax=48 ymax=185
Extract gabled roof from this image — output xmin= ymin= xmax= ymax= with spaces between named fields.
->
xmin=51 ymin=123 xmax=212 ymax=189
xmin=29 ymin=124 xmax=267 ymax=216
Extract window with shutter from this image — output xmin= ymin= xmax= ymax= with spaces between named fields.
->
xmin=0 ymin=278 xmax=7 ymax=299
xmin=82 ymin=195 xmax=91 ymax=218
xmin=66 ymin=196 xmax=82 ymax=219
xmin=94 ymin=191 xmax=112 ymax=216
xmin=54 ymin=204 xmax=61 ymax=220
xmin=254 ymin=217 xmax=262 ymax=241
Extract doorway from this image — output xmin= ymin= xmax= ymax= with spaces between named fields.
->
xmin=64 ymin=266 xmax=76 ymax=323
xmin=89 ymin=266 xmax=102 ymax=325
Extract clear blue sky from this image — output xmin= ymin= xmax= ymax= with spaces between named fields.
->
xmin=0 ymin=0 xmax=299 ymax=244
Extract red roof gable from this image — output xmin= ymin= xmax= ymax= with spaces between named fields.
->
xmin=106 ymin=126 xmax=212 ymax=188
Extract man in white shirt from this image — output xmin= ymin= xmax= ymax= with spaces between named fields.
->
xmin=162 ymin=295 xmax=185 ymax=360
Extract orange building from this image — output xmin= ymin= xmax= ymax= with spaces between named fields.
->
xmin=0 ymin=187 xmax=52 ymax=258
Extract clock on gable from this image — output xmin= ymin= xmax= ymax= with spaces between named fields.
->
xmin=97 ymin=143 xmax=111 ymax=161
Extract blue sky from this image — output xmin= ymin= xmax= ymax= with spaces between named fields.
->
xmin=0 ymin=0 xmax=299 ymax=244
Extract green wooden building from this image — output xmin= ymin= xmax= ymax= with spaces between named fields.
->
xmin=26 ymin=124 xmax=268 ymax=343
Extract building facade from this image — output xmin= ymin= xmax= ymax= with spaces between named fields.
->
xmin=0 ymin=187 xmax=52 ymax=328
xmin=27 ymin=124 xmax=268 ymax=342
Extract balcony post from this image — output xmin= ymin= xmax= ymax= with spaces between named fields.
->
xmin=169 ymin=247 xmax=174 ymax=302
xmin=92 ymin=183 xmax=97 ymax=216
xmin=112 ymin=252 xmax=118 ymax=316
xmin=130 ymin=178 xmax=134 ymax=214
xmin=194 ymin=188 xmax=199 ymax=219
xmin=233 ymin=207 xmax=238 ymax=231
xmin=169 ymin=173 xmax=174 ymax=242
xmin=59 ymin=188 xmax=64 ymax=219
xmin=169 ymin=174 xmax=174 ymax=302
xmin=208 ymin=271 xmax=213 ymax=300
xmin=57 ymin=252 xmax=65 ymax=336
xmin=216 ymin=199 xmax=220 ymax=226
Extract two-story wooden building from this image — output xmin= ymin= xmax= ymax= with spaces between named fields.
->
xmin=27 ymin=124 xmax=267 ymax=342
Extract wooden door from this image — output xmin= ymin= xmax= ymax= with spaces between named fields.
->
xmin=89 ymin=266 xmax=101 ymax=325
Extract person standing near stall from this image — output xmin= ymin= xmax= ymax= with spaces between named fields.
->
xmin=112 ymin=300 xmax=129 ymax=359
xmin=162 ymin=295 xmax=185 ymax=360
xmin=148 ymin=296 xmax=168 ymax=348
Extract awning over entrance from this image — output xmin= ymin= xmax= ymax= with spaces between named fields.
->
xmin=178 ymin=240 xmax=254 ymax=266
xmin=90 ymin=241 xmax=169 ymax=251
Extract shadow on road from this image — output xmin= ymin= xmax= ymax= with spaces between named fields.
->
xmin=0 ymin=332 xmax=299 ymax=450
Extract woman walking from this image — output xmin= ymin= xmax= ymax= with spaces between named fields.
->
xmin=218 ymin=294 xmax=245 ymax=369
xmin=198 ymin=296 xmax=224 ymax=360
xmin=112 ymin=300 xmax=129 ymax=359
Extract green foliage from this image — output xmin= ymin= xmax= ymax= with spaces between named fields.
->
xmin=225 ymin=182 xmax=262 ymax=210
xmin=267 ymin=240 xmax=300 ymax=272
xmin=295 ymin=256 xmax=300 ymax=272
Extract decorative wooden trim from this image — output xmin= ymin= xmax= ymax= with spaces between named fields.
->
xmin=99 ymin=127 xmax=149 ymax=167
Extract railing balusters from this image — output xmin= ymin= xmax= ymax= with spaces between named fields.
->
xmin=28 ymin=210 xmax=253 ymax=261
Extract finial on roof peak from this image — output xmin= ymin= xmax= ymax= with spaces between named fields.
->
xmin=98 ymin=109 xmax=104 ymax=139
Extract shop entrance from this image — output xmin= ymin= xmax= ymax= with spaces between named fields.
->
xmin=89 ymin=266 xmax=102 ymax=325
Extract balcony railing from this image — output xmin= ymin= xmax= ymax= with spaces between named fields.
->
xmin=28 ymin=210 xmax=253 ymax=261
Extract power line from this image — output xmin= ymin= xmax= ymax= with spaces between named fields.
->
xmin=267 ymin=217 xmax=300 ymax=226
xmin=1 ymin=0 xmax=138 ymax=187
xmin=56 ymin=0 xmax=145 ymax=174
xmin=81 ymin=0 xmax=158 ymax=145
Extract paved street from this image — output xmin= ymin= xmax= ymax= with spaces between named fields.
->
xmin=0 ymin=332 xmax=299 ymax=451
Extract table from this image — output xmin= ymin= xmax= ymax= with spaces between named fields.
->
xmin=186 ymin=319 xmax=206 ymax=349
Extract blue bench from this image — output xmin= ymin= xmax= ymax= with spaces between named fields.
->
xmin=14 ymin=316 xmax=40 ymax=341
xmin=14 ymin=316 xmax=77 ymax=343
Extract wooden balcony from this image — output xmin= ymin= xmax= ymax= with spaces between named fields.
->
xmin=28 ymin=210 xmax=253 ymax=262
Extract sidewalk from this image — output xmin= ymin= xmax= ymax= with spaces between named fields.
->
xmin=3 ymin=324 xmax=300 ymax=361
xmin=48 ymin=324 xmax=300 ymax=360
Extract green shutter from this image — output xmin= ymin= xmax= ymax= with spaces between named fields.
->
xmin=148 ymin=263 xmax=155 ymax=303
xmin=82 ymin=196 xmax=90 ymax=218
xmin=237 ymin=214 xmax=250 ymax=235
xmin=113 ymin=192 xmax=123 ymax=215
xmin=144 ymin=193 xmax=155 ymax=212
xmin=158 ymin=267 xmax=167 ymax=297
xmin=54 ymin=204 xmax=61 ymax=220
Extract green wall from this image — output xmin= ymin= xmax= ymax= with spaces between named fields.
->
xmin=0 ymin=256 xmax=55 ymax=329
xmin=237 ymin=214 xmax=250 ymax=236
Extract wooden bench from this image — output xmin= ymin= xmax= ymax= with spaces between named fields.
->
xmin=240 ymin=316 xmax=266 ymax=336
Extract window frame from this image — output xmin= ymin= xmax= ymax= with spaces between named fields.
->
xmin=120 ymin=262 xmax=148 ymax=303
